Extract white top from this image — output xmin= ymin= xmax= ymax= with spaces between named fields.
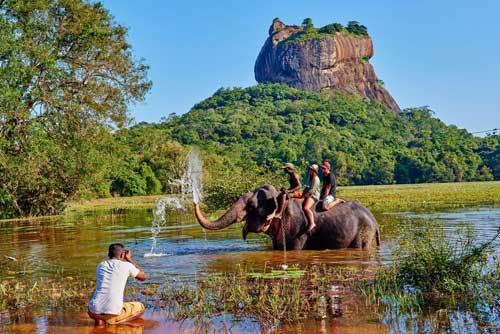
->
xmin=88 ymin=259 xmax=140 ymax=315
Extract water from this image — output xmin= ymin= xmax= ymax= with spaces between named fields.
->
xmin=186 ymin=148 xmax=203 ymax=204
xmin=0 ymin=206 xmax=499 ymax=333
xmin=167 ymin=148 xmax=203 ymax=203
xmin=145 ymin=148 xmax=204 ymax=257
xmin=144 ymin=197 xmax=184 ymax=258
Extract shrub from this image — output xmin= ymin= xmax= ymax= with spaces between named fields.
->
xmin=346 ymin=21 xmax=368 ymax=36
xmin=318 ymin=23 xmax=344 ymax=34
xmin=139 ymin=163 xmax=162 ymax=194
xmin=360 ymin=225 xmax=500 ymax=311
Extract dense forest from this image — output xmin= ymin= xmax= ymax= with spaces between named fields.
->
xmin=1 ymin=1 xmax=499 ymax=219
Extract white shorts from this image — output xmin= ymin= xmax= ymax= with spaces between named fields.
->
xmin=323 ymin=195 xmax=336 ymax=206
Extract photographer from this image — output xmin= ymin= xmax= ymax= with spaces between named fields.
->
xmin=88 ymin=243 xmax=147 ymax=325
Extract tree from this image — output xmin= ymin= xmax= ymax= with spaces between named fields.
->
xmin=346 ymin=21 xmax=368 ymax=36
xmin=318 ymin=23 xmax=344 ymax=34
xmin=302 ymin=18 xmax=313 ymax=27
xmin=0 ymin=0 xmax=151 ymax=217
xmin=302 ymin=18 xmax=314 ymax=32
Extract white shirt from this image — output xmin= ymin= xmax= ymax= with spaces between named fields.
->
xmin=88 ymin=259 xmax=140 ymax=315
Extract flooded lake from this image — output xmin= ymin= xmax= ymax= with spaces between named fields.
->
xmin=1 ymin=205 xmax=499 ymax=334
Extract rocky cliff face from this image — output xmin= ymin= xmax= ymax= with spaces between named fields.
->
xmin=255 ymin=19 xmax=400 ymax=113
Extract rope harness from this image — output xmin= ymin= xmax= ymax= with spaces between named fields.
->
xmin=279 ymin=194 xmax=290 ymax=266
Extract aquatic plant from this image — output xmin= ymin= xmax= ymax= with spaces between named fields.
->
xmin=0 ymin=277 xmax=93 ymax=314
xmin=127 ymin=264 xmax=362 ymax=326
xmin=359 ymin=226 xmax=500 ymax=313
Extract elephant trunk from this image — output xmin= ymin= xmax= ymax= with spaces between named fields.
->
xmin=193 ymin=193 xmax=251 ymax=230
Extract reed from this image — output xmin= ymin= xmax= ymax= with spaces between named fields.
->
xmin=0 ymin=277 xmax=93 ymax=314
xmin=358 ymin=226 xmax=500 ymax=313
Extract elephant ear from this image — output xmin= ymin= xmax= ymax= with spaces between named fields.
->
xmin=264 ymin=196 xmax=278 ymax=215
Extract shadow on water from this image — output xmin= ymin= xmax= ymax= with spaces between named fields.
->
xmin=1 ymin=205 xmax=499 ymax=333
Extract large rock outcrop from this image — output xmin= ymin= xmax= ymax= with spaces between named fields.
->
xmin=255 ymin=19 xmax=400 ymax=113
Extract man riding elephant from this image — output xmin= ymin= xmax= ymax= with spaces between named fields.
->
xmin=320 ymin=161 xmax=345 ymax=211
xmin=274 ymin=162 xmax=302 ymax=222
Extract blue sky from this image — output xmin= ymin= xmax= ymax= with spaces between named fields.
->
xmin=101 ymin=0 xmax=499 ymax=134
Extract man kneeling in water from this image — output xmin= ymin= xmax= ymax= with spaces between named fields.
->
xmin=88 ymin=243 xmax=147 ymax=326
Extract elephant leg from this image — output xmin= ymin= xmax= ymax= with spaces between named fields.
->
xmin=362 ymin=232 xmax=375 ymax=249
xmin=292 ymin=234 xmax=308 ymax=250
xmin=349 ymin=236 xmax=362 ymax=248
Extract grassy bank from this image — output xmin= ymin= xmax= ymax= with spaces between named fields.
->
xmin=340 ymin=181 xmax=500 ymax=212
xmin=2 ymin=181 xmax=498 ymax=226
xmin=63 ymin=181 xmax=500 ymax=215
xmin=0 ymin=195 xmax=166 ymax=223
xmin=64 ymin=195 xmax=166 ymax=213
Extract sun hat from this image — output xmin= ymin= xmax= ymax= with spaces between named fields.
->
xmin=308 ymin=164 xmax=319 ymax=173
xmin=321 ymin=161 xmax=331 ymax=169
xmin=282 ymin=162 xmax=295 ymax=170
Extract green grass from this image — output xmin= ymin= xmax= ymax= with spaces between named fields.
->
xmin=56 ymin=181 xmax=500 ymax=216
xmin=338 ymin=181 xmax=500 ymax=213
xmin=280 ymin=24 xmax=369 ymax=45
xmin=64 ymin=195 xmax=166 ymax=212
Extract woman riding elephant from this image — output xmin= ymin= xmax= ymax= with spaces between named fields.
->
xmin=302 ymin=164 xmax=321 ymax=235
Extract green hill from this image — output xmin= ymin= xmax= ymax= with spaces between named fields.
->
xmin=154 ymin=83 xmax=496 ymax=186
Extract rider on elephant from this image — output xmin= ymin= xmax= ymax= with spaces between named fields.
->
xmin=302 ymin=164 xmax=321 ymax=235
xmin=274 ymin=162 xmax=302 ymax=221
xmin=320 ymin=162 xmax=345 ymax=211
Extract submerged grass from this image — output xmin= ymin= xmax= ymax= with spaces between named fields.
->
xmin=2 ymin=226 xmax=499 ymax=329
xmin=0 ymin=277 xmax=93 ymax=315
xmin=126 ymin=264 xmax=362 ymax=326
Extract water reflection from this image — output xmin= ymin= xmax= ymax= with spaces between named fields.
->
xmin=1 ymin=206 xmax=499 ymax=333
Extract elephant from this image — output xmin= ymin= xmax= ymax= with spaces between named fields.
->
xmin=194 ymin=184 xmax=380 ymax=250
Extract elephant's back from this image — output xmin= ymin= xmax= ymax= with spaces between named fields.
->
xmin=314 ymin=200 xmax=377 ymax=249
xmin=287 ymin=198 xmax=375 ymax=220
xmin=316 ymin=200 xmax=374 ymax=218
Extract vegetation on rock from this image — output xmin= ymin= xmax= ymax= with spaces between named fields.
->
xmin=280 ymin=18 xmax=369 ymax=44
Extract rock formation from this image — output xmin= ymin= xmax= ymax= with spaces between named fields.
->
xmin=255 ymin=19 xmax=400 ymax=113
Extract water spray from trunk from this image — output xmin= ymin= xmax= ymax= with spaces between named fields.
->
xmin=145 ymin=148 xmax=203 ymax=257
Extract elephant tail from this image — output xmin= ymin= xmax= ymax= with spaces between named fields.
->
xmin=375 ymin=228 xmax=380 ymax=247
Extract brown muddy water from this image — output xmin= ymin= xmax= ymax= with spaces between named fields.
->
xmin=1 ymin=206 xmax=499 ymax=334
